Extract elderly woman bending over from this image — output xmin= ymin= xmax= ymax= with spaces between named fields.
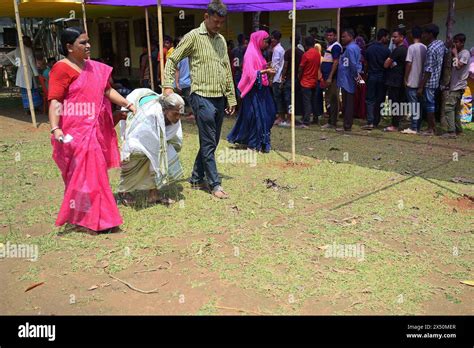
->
xmin=118 ymin=89 xmax=185 ymax=205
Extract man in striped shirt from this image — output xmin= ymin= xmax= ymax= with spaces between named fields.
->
xmin=418 ymin=24 xmax=448 ymax=136
xmin=163 ymin=0 xmax=236 ymax=199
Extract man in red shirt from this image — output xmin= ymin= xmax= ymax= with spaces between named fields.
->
xmin=298 ymin=36 xmax=321 ymax=127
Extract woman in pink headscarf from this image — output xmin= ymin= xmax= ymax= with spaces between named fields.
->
xmin=48 ymin=27 xmax=136 ymax=234
xmin=227 ymin=30 xmax=276 ymax=153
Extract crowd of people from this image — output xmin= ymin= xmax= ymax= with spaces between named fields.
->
xmin=224 ymin=24 xmax=473 ymax=137
xmin=43 ymin=0 xmax=474 ymax=234
xmin=137 ymin=20 xmax=474 ymax=140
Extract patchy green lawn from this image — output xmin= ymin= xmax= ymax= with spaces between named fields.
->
xmin=0 ymin=94 xmax=473 ymax=315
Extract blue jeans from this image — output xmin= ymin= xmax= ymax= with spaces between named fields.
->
xmin=189 ymin=93 xmax=226 ymax=189
xmin=406 ymin=87 xmax=422 ymax=131
xmin=365 ymin=75 xmax=386 ymax=126
xmin=423 ymin=87 xmax=436 ymax=113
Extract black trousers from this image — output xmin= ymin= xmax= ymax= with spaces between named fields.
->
xmin=341 ymin=88 xmax=355 ymax=130
xmin=387 ymin=86 xmax=405 ymax=128
xmin=301 ymin=86 xmax=319 ymax=124
xmin=188 ymin=93 xmax=226 ymax=189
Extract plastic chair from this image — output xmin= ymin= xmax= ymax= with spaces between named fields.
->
xmin=38 ymin=75 xmax=49 ymax=114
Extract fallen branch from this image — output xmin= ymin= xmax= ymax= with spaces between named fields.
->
xmin=215 ymin=305 xmax=263 ymax=315
xmin=107 ymin=273 xmax=158 ymax=294
xmin=25 ymin=282 xmax=45 ymax=292
xmin=134 ymin=268 xmax=158 ymax=274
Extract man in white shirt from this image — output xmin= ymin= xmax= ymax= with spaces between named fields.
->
xmin=401 ymin=26 xmax=427 ymax=134
xmin=270 ymin=30 xmax=287 ymax=126
xmin=13 ymin=36 xmax=41 ymax=113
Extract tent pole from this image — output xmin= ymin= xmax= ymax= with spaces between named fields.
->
xmin=290 ymin=0 xmax=296 ymax=162
xmin=81 ymin=0 xmax=88 ymax=35
xmin=336 ymin=8 xmax=341 ymax=41
xmin=145 ymin=7 xmax=155 ymax=90
xmin=157 ymin=0 xmax=164 ymax=87
xmin=13 ymin=0 xmax=37 ymax=128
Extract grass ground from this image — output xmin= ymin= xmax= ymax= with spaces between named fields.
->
xmin=0 ymin=92 xmax=473 ymax=315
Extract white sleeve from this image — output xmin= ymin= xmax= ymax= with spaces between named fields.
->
xmin=406 ymin=46 xmax=413 ymax=63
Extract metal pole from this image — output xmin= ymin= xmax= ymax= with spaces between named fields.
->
xmin=290 ymin=0 xmax=296 ymax=162
xmin=145 ymin=7 xmax=155 ymax=90
xmin=13 ymin=0 xmax=37 ymax=127
xmin=81 ymin=0 xmax=88 ymax=35
xmin=337 ymin=8 xmax=341 ymax=42
xmin=157 ymin=0 xmax=165 ymax=86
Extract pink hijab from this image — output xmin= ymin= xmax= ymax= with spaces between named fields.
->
xmin=237 ymin=30 xmax=269 ymax=98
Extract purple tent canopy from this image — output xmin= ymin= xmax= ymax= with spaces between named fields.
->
xmin=86 ymin=0 xmax=432 ymax=11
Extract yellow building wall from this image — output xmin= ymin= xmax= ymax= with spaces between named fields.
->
xmin=269 ymin=9 xmax=337 ymax=48
xmin=433 ymin=0 xmax=474 ymax=49
xmin=376 ymin=6 xmax=388 ymax=29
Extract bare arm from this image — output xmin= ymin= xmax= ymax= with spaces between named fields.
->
xmin=175 ymin=67 xmax=181 ymax=90
xmin=105 ymin=88 xmax=136 ymax=114
xmin=404 ymin=62 xmax=412 ymax=86
xmin=49 ymin=100 xmax=63 ymax=141
xmin=452 ymin=48 xmax=467 ymax=70
xmin=384 ymin=57 xmax=393 ymax=69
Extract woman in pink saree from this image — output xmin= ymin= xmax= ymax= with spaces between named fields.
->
xmin=48 ymin=27 xmax=136 ymax=233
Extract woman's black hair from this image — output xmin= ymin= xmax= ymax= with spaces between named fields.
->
xmin=59 ymin=27 xmax=85 ymax=56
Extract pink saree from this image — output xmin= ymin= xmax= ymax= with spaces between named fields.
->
xmin=51 ymin=59 xmax=122 ymax=231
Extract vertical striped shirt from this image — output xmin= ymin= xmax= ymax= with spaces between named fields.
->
xmin=163 ymin=21 xmax=236 ymax=107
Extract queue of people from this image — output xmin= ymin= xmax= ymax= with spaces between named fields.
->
xmin=228 ymin=23 xmax=473 ymax=138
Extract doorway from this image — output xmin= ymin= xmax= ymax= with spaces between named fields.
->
xmin=115 ymin=21 xmax=131 ymax=76
xmin=341 ymin=6 xmax=377 ymax=42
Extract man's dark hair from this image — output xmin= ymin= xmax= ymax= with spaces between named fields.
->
xmin=393 ymin=28 xmax=406 ymax=37
xmin=207 ymin=0 xmax=227 ymax=17
xmin=304 ymin=36 xmax=315 ymax=47
xmin=164 ymin=35 xmax=173 ymax=44
xmin=271 ymin=30 xmax=282 ymax=41
xmin=412 ymin=26 xmax=422 ymax=40
xmin=325 ymin=28 xmax=337 ymax=35
xmin=376 ymin=28 xmax=389 ymax=41
xmin=423 ymin=24 xmax=440 ymax=39
xmin=453 ymin=33 xmax=466 ymax=43
xmin=342 ymin=28 xmax=355 ymax=38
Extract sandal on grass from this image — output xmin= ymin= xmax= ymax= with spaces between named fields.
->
xmin=212 ymin=185 xmax=229 ymax=199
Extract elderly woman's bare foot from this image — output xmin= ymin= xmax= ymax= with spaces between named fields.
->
xmin=118 ymin=192 xmax=136 ymax=206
